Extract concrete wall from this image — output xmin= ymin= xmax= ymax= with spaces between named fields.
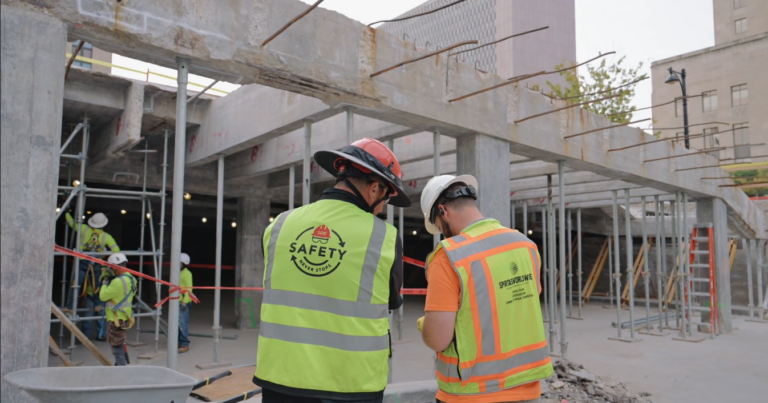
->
xmin=651 ymin=33 xmax=768 ymax=163
xmin=713 ymin=0 xmax=768 ymax=45
xmin=1 ymin=6 xmax=66 ymax=402
xmin=235 ymin=193 xmax=269 ymax=329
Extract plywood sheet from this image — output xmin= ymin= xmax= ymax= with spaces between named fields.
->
xmin=190 ymin=366 xmax=261 ymax=402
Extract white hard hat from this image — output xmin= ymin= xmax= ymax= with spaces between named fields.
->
xmin=107 ymin=253 xmax=128 ymax=265
xmin=420 ymin=175 xmax=479 ymax=235
xmin=180 ymin=253 xmax=190 ymax=266
xmin=88 ymin=213 xmax=108 ymax=229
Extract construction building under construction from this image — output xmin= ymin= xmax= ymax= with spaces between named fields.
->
xmin=1 ymin=0 xmax=766 ymax=402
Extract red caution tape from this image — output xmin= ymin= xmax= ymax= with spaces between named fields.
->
xmin=403 ymin=256 xmax=426 ymax=268
xmin=400 ymin=288 xmax=428 ymax=295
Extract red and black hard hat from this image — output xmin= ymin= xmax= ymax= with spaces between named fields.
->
xmin=314 ymin=138 xmax=412 ymax=208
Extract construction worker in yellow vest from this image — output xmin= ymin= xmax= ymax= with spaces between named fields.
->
xmin=100 ymin=253 xmax=136 ymax=366
xmin=178 ymin=253 xmax=193 ymax=353
xmin=418 ymin=175 xmax=553 ymax=403
xmin=65 ymin=211 xmax=120 ymax=341
xmin=254 ymin=138 xmax=410 ymax=403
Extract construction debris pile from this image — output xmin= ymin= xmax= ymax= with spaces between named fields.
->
xmin=541 ymin=361 xmax=653 ymax=403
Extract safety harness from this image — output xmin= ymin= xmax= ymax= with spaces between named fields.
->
xmin=106 ymin=273 xmax=137 ymax=324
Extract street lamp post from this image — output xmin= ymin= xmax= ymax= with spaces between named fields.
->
xmin=665 ymin=67 xmax=690 ymax=149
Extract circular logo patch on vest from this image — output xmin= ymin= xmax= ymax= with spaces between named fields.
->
xmin=289 ymin=224 xmax=347 ymax=277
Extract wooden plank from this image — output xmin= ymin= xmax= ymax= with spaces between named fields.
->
xmin=728 ymin=239 xmax=738 ymax=271
xmin=49 ymin=336 xmax=83 ymax=367
xmin=191 ymin=366 xmax=260 ymax=402
xmin=582 ymin=237 xmax=610 ymax=303
xmin=50 ymin=302 xmax=113 ymax=366
xmin=621 ymin=237 xmax=655 ymax=304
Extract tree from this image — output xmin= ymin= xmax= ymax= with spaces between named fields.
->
xmin=730 ymin=169 xmax=768 ymax=197
xmin=545 ymin=56 xmax=647 ymax=124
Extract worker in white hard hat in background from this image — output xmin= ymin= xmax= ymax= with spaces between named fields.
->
xmin=65 ymin=211 xmax=121 ymax=341
xmin=178 ymin=253 xmax=193 ymax=354
xmin=417 ymin=175 xmax=553 ymax=403
xmin=100 ymin=253 xmax=136 ymax=366
xmin=254 ymin=138 xmax=409 ymax=403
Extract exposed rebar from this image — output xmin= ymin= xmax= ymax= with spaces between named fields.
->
xmin=564 ymin=118 xmax=650 ymax=140
xmin=643 ymin=147 xmax=725 ymax=163
xmin=371 ymin=40 xmax=478 ymax=78
xmin=515 ymin=93 xmax=622 ymax=124
xmin=65 ymin=40 xmax=85 ymax=80
xmin=368 ymin=0 xmax=467 ymax=26
xmin=449 ymin=26 xmax=549 ymax=57
xmin=561 ymin=76 xmax=648 ymax=101
xmin=606 ymin=94 xmax=702 ymax=117
xmin=262 ymin=0 xmax=324 ymax=47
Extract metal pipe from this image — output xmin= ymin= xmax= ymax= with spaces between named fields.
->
xmin=641 ymin=197 xmax=651 ymax=331
xmin=58 ymin=186 xmax=163 ymax=197
xmin=757 ymin=240 xmax=765 ymax=320
xmin=398 ymin=207 xmax=404 ymax=341
xmin=523 ymin=203 xmax=528 ymax=235
xmin=55 ymin=188 xmax=79 ymax=221
xmin=745 ymin=239 xmax=754 ymax=318
xmin=386 ymin=139 xmax=395 ymax=354
xmin=69 ymin=117 xmax=89 ymax=354
xmin=51 ymin=312 xmax=156 ymax=324
xmin=675 ymin=193 xmax=685 ymax=337
xmin=60 ymin=123 xmax=83 ymax=154
xmin=60 ymin=154 xmax=82 ymax=160
xmin=289 ymin=164 xmax=296 ymax=210
xmin=671 ymin=199 xmax=679 ymax=329
xmin=135 ymin=140 xmax=149 ymax=344
xmin=567 ymin=209 xmax=573 ymax=317
xmin=655 ymin=196 xmax=664 ymax=333
xmin=346 ymin=107 xmax=354 ymax=144
xmin=187 ymin=80 xmax=219 ymax=104
xmin=662 ymin=201 xmax=670 ymax=328
xmin=612 ymin=190 xmax=622 ymax=338
xmin=213 ymin=155 xmax=224 ymax=364
xmin=58 ymin=214 xmax=71 ymax=345
xmin=557 ymin=161 xmax=567 ymax=360
xmin=608 ymin=235 xmax=614 ymax=309
xmin=433 ymin=129 xmax=441 ymax=247
xmin=155 ymin=129 xmax=170 ymax=353
xmin=546 ymin=176 xmax=555 ymax=350
xmin=542 ymin=208 xmax=548 ymax=322
xmin=624 ymin=189 xmax=636 ymax=339
xmin=577 ymin=208 xmax=582 ymax=318
xmin=167 ymin=58 xmax=190 ymax=369
xmin=53 ymin=251 xmax=161 ymax=257
xmin=511 ymin=203 xmax=516 ymax=229
xmin=683 ymin=192 xmax=693 ymax=336
xmin=303 ymin=121 xmax=311 ymax=206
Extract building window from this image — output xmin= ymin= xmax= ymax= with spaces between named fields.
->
xmin=733 ymin=123 xmax=751 ymax=160
xmin=675 ymin=98 xmax=683 ymax=117
xmin=731 ymin=84 xmax=748 ymax=106
xmin=733 ymin=0 xmax=745 ymax=9
xmin=702 ymin=90 xmax=718 ymax=112
xmin=71 ymin=40 xmax=93 ymax=70
xmin=704 ymin=127 xmax=720 ymax=148
xmin=735 ymin=18 xmax=748 ymax=34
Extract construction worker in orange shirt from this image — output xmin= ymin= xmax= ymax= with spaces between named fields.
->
xmin=418 ymin=174 xmax=553 ymax=403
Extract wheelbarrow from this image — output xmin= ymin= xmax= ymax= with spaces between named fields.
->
xmin=4 ymin=366 xmax=197 ymax=403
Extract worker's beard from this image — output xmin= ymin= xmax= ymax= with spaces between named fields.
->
xmin=437 ymin=217 xmax=455 ymax=238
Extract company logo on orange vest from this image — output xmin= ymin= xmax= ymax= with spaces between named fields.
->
xmin=289 ymin=224 xmax=347 ymax=277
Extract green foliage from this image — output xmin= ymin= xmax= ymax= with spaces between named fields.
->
xmin=730 ymin=169 xmax=768 ymax=197
xmin=546 ymin=56 xmax=647 ymax=124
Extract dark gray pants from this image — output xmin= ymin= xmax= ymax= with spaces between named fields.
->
xmin=111 ymin=345 xmax=128 ymax=366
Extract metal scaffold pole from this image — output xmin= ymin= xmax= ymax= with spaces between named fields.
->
xmin=303 ymin=121 xmax=312 ymax=206
xmin=433 ymin=129 xmax=441 ymax=247
xmin=641 ymin=197 xmax=651 ymax=331
xmin=386 ymin=139 xmax=396 ymax=366
xmin=545 ymin=176 xmax=556 ymax=351
xmin=683 ymin=192 xmax=693 ymax=336
xmin=671 ymin=198 xmax=679 ymax=330
xmin=557 ymin=161 xmax=567 ymax=360
xmin=542 ymin=208 xmax=549 ymax=323
xmin=512 ymin=203 xmax=516 ymax=229
xmin=608 ymin=235 xmax=614 ymax=309
xmin=167 ymin=57 xmax=190 ymax=370
xmin=398 ymin=207 xmax=404 ymax=341
xmin=212 ymin=155 xmax=225 ymax=365
xmin=567 ymin=209 xmax=573 ymax=318
xmin=744 ymin=239 xmax=754 ymax=318
xmin=523 ymin=203 xmax=528 ymax=235
xmin=154 ymin=129 xmax=170 ymax=353
xmin=577 ymin=208 xmax=582 ymax=318
xmin=69 ymin=116 xmax=89 ymax=356
xmin=611 ymin=190 xmax=623 ymax=339
xmin=289 ymin=164 xmax=296 ymax=210
xmin=662 ymin=200 xmax=670 ymax=328
xmin=676 ymin=192 xmax=686 ymax=338
xmin=624 ymin=189 xmax=636 ymax=340
xmin=654 ymin=196 xmax=666 ymax=335
xmin=134 ymin=140 xmax=150 ymax=345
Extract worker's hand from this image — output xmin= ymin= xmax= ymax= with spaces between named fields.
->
xmin=417 ymin=316 xmax=425 ymax=333
xmin=101 ymin=279 xmax=110 ymax=287
xmin=180 ymin=302 xmax=188 ymax=311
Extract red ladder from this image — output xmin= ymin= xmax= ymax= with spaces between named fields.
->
xmin=686 ymin=224 xmax=719 ymax=337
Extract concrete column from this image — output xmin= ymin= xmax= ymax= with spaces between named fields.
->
xmin=695 ymin=198 xmax=732 ymax=333
xmin=456 ymin=134 xmax=510 ymax=225
xmin=235 ymin=196 xmax=269 ymax=329
xmin=1 ymin=7 xmax=66 ymax=402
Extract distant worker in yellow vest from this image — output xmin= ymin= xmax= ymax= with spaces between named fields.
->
xmin=254 ymin=138 xmax=411 ymax=403
xmin=178 ymin=252 xmax=193 ymax=354
xmin=65 ymin=211 xmax=120 ymax=340
xmin=418 ymin=175 xmax=553 ymax=403
xmin=100 ymin=253 xmax=136 ymax=366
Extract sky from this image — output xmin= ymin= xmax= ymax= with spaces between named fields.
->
xmin=111 ymin=0 xmax=715 ymax=127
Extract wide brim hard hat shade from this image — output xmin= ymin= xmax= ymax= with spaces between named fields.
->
xmin=87 ymin=213 xmax=108 ymax=228
xmin=314 ymin=149 xmax=412 ymax=208
xmin=420 ymin=174 xmax=479 ymax=235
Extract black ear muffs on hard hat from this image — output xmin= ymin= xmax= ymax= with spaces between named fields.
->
xmin=314 ymin=138 xmax=411 ymax=209
xmin=428 ymin=184 xmax=477 ymax=225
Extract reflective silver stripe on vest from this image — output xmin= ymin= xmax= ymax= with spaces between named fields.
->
xmin=485 ymin=379 xmax=500 ymax=392
xmin=529 ymin=247 xmax=540 ymax=269
xmin=263 ymin=289 xmax=388 ymax=319
xmin=444 ymin=231 xmax=531 ymax=265
xmin=356 ymin=218 xmax=388 ymax=303
xmin=470 ymin=260 xmax=496 ymax=356
xmin=436 ymin=344 xmax=549 ymax=379
xmin=260 ymin=321 xmax=388 ymax=352
xmin=264 ymin=211 xmax=292 ymax=289
xmin=450 ymin=234 xmax=467 ymax=244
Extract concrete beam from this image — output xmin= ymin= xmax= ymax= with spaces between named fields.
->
xmin=89 ymin=82 xmax=145 ymax=166
xmin=34 ymin=0 xmax=764 ymax=238
xmin=509 ymin=171 xmax=611 ymax=193
xmin=510 ymin=180 xmax=643 ymax=202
